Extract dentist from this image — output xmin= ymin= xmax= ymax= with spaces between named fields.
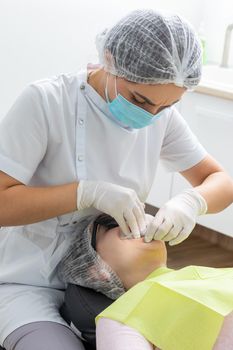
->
xmin=0 ymin=8 xmax=232 ymax=350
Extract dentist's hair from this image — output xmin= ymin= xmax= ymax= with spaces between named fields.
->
xmin=95 ymin=9 xmax=202 ymax=90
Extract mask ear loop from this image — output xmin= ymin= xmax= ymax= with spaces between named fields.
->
xmin=105 ymin=73 xmax=118 ymax=103
xmin=114 ymin=75 xmax=118 ymax=96
xmin=104 ymin=73 xmax=110 ymax=103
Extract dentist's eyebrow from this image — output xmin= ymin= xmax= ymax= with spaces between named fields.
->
xmin=133 ymin=91 xmax=156 ymax=106
xmin=133 ymin=91 xmax=180 ymax=107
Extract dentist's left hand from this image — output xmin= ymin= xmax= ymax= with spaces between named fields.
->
xmin=144 ymin=188 xmax=207 ymax=246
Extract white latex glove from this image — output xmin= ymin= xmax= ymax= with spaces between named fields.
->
xmin=144 ymin=188 xmax=208 ymax=246
xmin=77 ymin=180 xmax=146 ymax=238
xmin=139 ymin=214 xmax=155 ymax=237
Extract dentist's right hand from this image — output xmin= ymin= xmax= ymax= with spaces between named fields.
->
xmin=77 ymin=180 xmax=146 ymax=238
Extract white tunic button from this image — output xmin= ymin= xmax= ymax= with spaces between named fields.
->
xmin=78 ymin=155 xmax=84 ymax=161
xmin=78 ymin=118 xmax=84 ymax=125
xmin=80 ymin=83 xmax=85 ymax=90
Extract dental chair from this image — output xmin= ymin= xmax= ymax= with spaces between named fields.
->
xmin=60 ymin=283 xmax=114 ymax=350
xmin=0 ymin=284 xmax=113 ymax=350
xmin=0 ymin=342 xmax=93 ymax=349
xmin=0 ymin=341 xmax=92 ymax=350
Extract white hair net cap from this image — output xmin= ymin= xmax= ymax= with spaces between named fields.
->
xmin=57 ymin=215 xmax=125 ymax=300
xmin=95 ymin=9 xmax=202 ymax=90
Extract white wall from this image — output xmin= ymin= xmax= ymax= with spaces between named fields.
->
xmin=1 ymin=0 xmax=232 ymax=117
xmin=0 ymin=0 xmax=203 ymax=117
xmin=201 ymin=0 xmax=233 ymax=66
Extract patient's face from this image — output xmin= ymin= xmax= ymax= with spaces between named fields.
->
xmin=96 ymin=219 xmax=167 ymax=290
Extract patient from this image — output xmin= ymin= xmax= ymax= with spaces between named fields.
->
xmin=58 ymin=213 xmax=167 ymax=299
xmin=95 ymin=215 xmax=167 ymax=292
xmin=58 ymin=213 xmax=233 ymax=350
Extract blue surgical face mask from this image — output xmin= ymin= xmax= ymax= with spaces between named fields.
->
xmin=105 ymin=74 xmax=163 ymax=129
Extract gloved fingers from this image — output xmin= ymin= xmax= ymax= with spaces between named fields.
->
xmin=123 ymin=207 xmax=141 ymax=238
xmin=145 ymin=213 xmax=155 ymax=226
xmin=132 ymin=192 xmax=146 ymax=221
xmin=115 ymin=210 xmax=141 ymax=239
xmin=144 ymin=209 xmax=165 ymax=243
xmin=168 ymin=228 xmax=190 ymax=246
xmin=152 ymin=216 xmax=174 ymax=240
xmin=168 ymin=222 xmax=196 ymax=246
xmin=132 ymin=204 xmax=147 ymax=235
xmin=115 ymin=214 xmax=132 ymax=238
xmin=140 ymin=214 xmax=154 ymax=237
xmin=138 ymin=201 xmax=146 ymax=221
xmin=162 ymin=224 xmax=183 ymax=242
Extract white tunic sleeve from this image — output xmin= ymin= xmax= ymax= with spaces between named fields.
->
xmin=160 ymin=106 xmax=208 ymax=173
xmin=0 ymin=85 xmax=48 ymax=184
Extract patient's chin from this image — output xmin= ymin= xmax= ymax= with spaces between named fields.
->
xmin=140 ymin=236 xmax=167 ymax=251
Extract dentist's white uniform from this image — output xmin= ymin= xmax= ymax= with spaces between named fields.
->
xmin=0 ymin=66 xmax=207 ymax=345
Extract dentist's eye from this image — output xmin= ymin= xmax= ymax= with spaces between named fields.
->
xmin=132 ymin=97 xmax=146 ymax=104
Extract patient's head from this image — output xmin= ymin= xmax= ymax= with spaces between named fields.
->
xmin=58 ymin=213 xmax=167 ymax=300
xmin=95 ymin=214 xmax=167 ymax=291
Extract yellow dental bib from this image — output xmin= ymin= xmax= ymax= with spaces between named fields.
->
xmin=96 ymin=265 xmax=233 ymax=350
